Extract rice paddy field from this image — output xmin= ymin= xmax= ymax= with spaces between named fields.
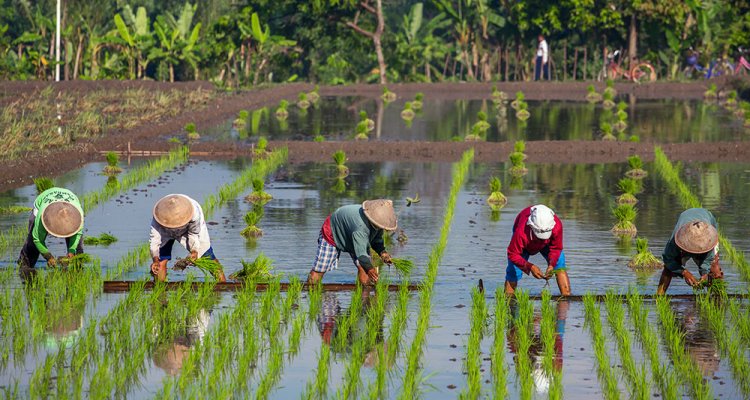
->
xmin=1 ymin=87 xmax=750 ymax=399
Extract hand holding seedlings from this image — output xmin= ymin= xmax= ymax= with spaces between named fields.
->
xmin=682 ymin=270 xmax=699 ymax=287
xmin=380 ymin=251 xmax=392 ymax=264
xmin=529 ymin=264 xmax=545 ymax=279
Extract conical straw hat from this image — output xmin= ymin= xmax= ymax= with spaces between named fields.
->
xmin=675 ymin=220 xmax=718 ymax=254
xmin=362 ymin=199 xmax=398 ymax=231
xmin=41 ymin=202 xmax=83 ymax=238
xmin=153 ymin=195 xmax=193 ymax=228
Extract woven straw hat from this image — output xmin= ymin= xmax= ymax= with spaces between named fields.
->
xmin=362 ymin=199 xmax=398 ymax=231
xmin=153 ymin=195 xmax=193 ymax=228
xmin=675 ymin=220 xmax=718 ymax=254
xmin=41 ymin=202 xmax=83 ymax=238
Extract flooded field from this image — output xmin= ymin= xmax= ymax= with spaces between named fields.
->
xmin=1 ymin=94 xmax=750 ymax=399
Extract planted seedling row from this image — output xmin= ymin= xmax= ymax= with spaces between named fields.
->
xmin=513 ymin=291 xmax=535 ymax=400
xmin=582 ymin=293 xmax=621 ymax=400
xmin=459 ymin=286 xmax=487 ymax=399
xmin=490 ymin=287 xmax=510 ymax=399
xmin=540 ymin=291 xmax=563 ymax=399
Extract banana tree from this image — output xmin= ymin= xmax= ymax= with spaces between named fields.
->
xmin=395 ymin=3 xmax=451 ymax=81
xmin=151 ymin=18 xmax=180 ymax=82
xmin=241 ymin=12 xmax=296 ymax=85
xmin=113 ymin=6 xmax=153 ymax=79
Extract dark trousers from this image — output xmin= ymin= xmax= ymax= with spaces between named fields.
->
xmin=18 ymin=212 xmax=83 ymax=268
xmin=535 ymin=56 xmax=549 ymax=81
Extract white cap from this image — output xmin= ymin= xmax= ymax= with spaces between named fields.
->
xmin=527 ymin=204 xmax=555 ymax=240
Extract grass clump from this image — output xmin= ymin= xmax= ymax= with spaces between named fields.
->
xmin=185 ymin=122 xmax=200 ymax=140
xmin=487 ymin=176 xmax=507 ymax=206
xmin=83 ymin=233 xmax=118 ymax=246
xmin=245 ymin=178 xmax=273 ymax=203
xmin=401 ymin=101 xmax=415 ymax=120
xmin=611 ymin=204 xmax=637 ymax=236
xmin=240 ymin=209 xmax=263 ymax=238
xmin=34 ymin=177 xmax=54 ymax=194
xmin=230 ymin=252 xmax=276 ymax=282
xmin=103 ymin=152 xmax=122 ymax=175
xmin=628 ymin=237 xmax=663 ymax=270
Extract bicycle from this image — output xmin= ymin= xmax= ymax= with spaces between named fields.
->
xmin=682 ymin=48 xmax=733 ymax=79
xmin=732 ymin=46 xmax=750 ymax=75
xmin=598 ymin=50 xmax=656 ymax=83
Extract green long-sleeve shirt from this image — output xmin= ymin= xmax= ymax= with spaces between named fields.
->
xmin=662 ymin=208 xmax=717 ymax=276
xmin=33 ymin=188 xmax=84 ymax=256
xmin=330 ymin=204 xmax=386 ymax=270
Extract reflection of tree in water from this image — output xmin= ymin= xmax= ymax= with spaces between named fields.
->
xmin=671 ymin=300 xmax=720 ymax=376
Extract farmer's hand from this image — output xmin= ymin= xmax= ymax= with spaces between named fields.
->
xmin=367 ymin=267 xmax=379 ymax=283
xmin=380 ymin=252 xmax=392 ymax=265
xmin=544 ymin=265 xmax=554 ymax=278
xmin=189 ymin=251 xmax=198 ymax=260
xmin=47 ymin=256 xmax=57 ymax=268
xmin=682 ymin=270 xmax=699 ymax=287
xmin=709 ymin=257 xmax=723 ymax=279
xmin=529 ymin=264 xmax=545 ymax=279
xmin=151 ymin=260 xmax=160 ymax=275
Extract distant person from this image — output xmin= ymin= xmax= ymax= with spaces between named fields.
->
xmin=505 ymin=205 xmax=571 ymax=296
xmin=657 ymin=208 xmax=723 ymax=294
xmin=535 ymin=34 xmax=550 ymax=81
xmin=149 ymin=194 xmax=226 ymax=282
xmin=308 ymin=199 xmax=397 ymax=285
xmin=18 ymin=187 xmax=84 ymax=269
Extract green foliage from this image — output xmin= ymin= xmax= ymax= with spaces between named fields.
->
xmin=515 ymin=91 xmax=525 ymax=101
xmin=83 ymin=233 xmax=118 ymax=246
xmin=587 ymin=84 xmax=596 ymax=93
xmin=628 ymin=237 xmax=663 ymax=269
xmin=238 ymin=110 xmax=249 ymax=120
xmin=359 ymin=110 xmax=368 ymax=121
xmin=618 ymin=178 xmax=639 ymax=195
xmin=34 ymin=177 xmax=54 ymax=194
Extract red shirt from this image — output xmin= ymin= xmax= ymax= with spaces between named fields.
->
xmin=507 ymin=206 xmax=563 ymax=273
xmin=321 ymin=215 xmax=336 ymax=245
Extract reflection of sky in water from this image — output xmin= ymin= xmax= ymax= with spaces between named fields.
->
xmin=202 ymin=97 xmax=746 ymax=143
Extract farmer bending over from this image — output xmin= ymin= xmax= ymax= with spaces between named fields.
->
xmin=657 ymin=208 xmax=723 ymax=294
xmin=505 ymin=205 xmax=571 ymax=296
xmin=309 ymin=199 xmax=397 ymax=285
xmin=18 ymin=187 xmax=84 ymax=269
xmin=150 ymin=194 xmax=226 ymax=282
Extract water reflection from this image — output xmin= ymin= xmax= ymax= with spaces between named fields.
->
xmin=151 ymin=307 xmax=211 ymax=376
xmin=672 ymin=300 xmax=720 ymax=377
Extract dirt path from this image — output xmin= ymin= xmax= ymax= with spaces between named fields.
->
xmin=0 ymin=80 xmax=743 ymax=192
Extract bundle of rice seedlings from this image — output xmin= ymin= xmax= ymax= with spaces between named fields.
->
xmin=603 ymin=79 xmax=617 ymax=97
xmin=491 ymin=85 xmax=508 ymax=102
xmin=586 ymin=85 xmax=602 ymax=102
xmin=308 ymin=85 xmax=321 ymax=102
xmin=464 ymin=125 xmax=483 ymax=141
xmin=616 ymin=178 xmax=639 ymax=204
xmin=704 ymin=83 xmax=718 ymax=99
xmin=276 ymin=100 xmax=289 ymax=119
xmin=240 ymin=209 xmax=263 ymax=238
xmin=185 ymin=123 xmax=200 ymax=140
xmin=34 ymin=177 xmax=54 ymax=194
xmin=359 ymin=110 xmax=375 ymax=131
xmin=245 ymin=178 xmax=273 ymax=203
xmin=390 ymin=258 xmax=414 ymax=276
xmin=487 ymin=176 xmax=507 ymax=205
xmin=332 ymin=150 xmax=349 ymax=177
xmin=332 ymin=177 xmax=347 ymax=194
xmin=313 ymin=134 xmax=325 ymax=142
xmin=58 ymin=253 xmax=92 ymax=269
xmin=355 ymin=122 xmax=369 ymax=141
xmin=602 ymin=90 xmax=615 ymax=108
xmin=514 ymin=140 xmax=526 ymax=153
xmin=103 ymin=152 xmax=123 ymax=175
xmin=298 ymin=92 xmax=311 ymax=109
xmin=474 ymin=111 xmax=490 ymax=132
xmin=693 ymin=277 xmax=727 ymax=294
xmin=627 ymin=237 xmax=663 ymax=270
xmin=83 ymin=233 xmax=118 ymax=246
xmin=600 ymin=122 xmax=616 ymax=141
xmin=230 ymin=252 xmax=276 ymax=282
xmin=255 ymin=137 xmax=269 ymax=156
xmin=611 ymin=204 xmax=637 ymax=236
xmin=175 ymin=257 xmax=224 ymax=280
xmin=625 ymin=155 xmax=647 ymax=178
xmin=511 ymin=91 xmax=524 ymax=109
xmin=234 ymin=110 xmax=249 ymax=128
xmin=412 ymin=92 xmax=424 ymax=110
xmin=401 ymin=102 xmax=415 ymax=120
xmin=381 ymin=86 xmax=397 ymax=102
xmin=509 ymin=152 xmax=527 ymax=176
xmin=515 ymin=101 xmax=530 ymax=120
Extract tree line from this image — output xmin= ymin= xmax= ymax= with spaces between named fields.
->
xmin=0 ymin=0 xmax=748 ymax=85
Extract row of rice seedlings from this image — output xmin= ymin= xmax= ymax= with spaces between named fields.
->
xmin=512 ymin=290 xmax=535 ymax=399
xmin=83 ymin=232 xmax=118 ymax=246
xmin=654 ymin=147 xmax=750 ymax=282
xmin=490 ymin=287 xmax=510 ymax=399
xmin=509 ymin=140 xmax=527 ymax=177
xmin=540 ymin=291 xmax=563 ymax=399
xmin=654 ymin=295 xmax=712 ymax=400
xmin=695 ymin=292 xmax=750 ymax=397
xmin=0 ymin=205 xmax=31 ymax=214
xmin=336 ymin=280 xmax=389 ymax=399
xmin=726 ymin=298 xmax=750 ymax=346
xmin=399 ymin=149 xmax=474 ymax=398
xmin=582 ymin=293 xmax=621 ymax=400
xmin=460 ymin=286 xmax=488 ymax=399
xmin=603 ymin=291 xmax=651 ymax=399
xmin=625 ymin=288 xmax=680 ymax=399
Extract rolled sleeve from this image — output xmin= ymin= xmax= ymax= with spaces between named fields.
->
xmin=186 ymin=220 xmax=201 ymax=253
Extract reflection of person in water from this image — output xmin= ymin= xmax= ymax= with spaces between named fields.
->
xmin=314 ymin=290 xmax=387 ymax=366
xmin=152 ymin=308 xmax=210 ymax=376
xmin=44 ymin=298 xmax=85 ymax=351
xmin=507 ymin=299 xmax=569 ymax=393
xmin=672 ymin=301 xmax=720 ymax=376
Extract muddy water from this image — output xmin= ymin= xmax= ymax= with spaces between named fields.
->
xmin=202 ymin=97 xmax=747 ymax=143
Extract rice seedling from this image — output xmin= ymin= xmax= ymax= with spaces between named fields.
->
xmin=0 ymin=205 xmax=31 ymax=214
xmin=510 ymin=91 xmax=524 ymax=109
xmin=464 ymin=124 xmax=484 ymax=141
xmin=255 ymin=136 xmax=269 ymax=157
xmin=355 ymin=121 xmax=369 ymax=141
xmin=381 ymin=86 xmax=397 ymax=102
xmin=412 ymin=92 xmax=424 ymax=110
xmin=102 ymin=151 xmax=123 ymax=175
xmin=655 ymin=296 xmax=712 ymax=400
xmin=625 ymin=155 xmax=647 ymax=178
xmin=515 ymin=101 xmax=530 ymax=120
xmin=600 ymin=121 xmax=616 ymax=141
xmin=359 ymin=110 xmax=375 ymax=131
xmin=313 ymin=134 xmax=325 ymax=142
xmin=703 ymin=83 xmax=717 ymax=99
xmin=389 ymin=258 xmax=414 ymax=276
xmin=308 ymin=85 xmax=321 ymax=102
xmin=487 ymin=176 xmax=507 ymax=206
xmin=298 ymin=92 xmax=311 ymax=109
xmin=628 ymin=237 xmax=663 ymax=270
xmin=540 ymin=291 xmax=563 ymax=400
xmin=230 ymin=252 xmax=276 ymax=282
xmin=582 ymin=293 xmax=621 ymax=400
xmin=508 ymin=152 xmax=527 ymax=176
xmin=492 ymin=85 xmax=508 ymax=102
xmin=401 ymin=101 xmax=415 ymax=120
xmin=276 ymin=99 xmax=289 ymax=119
xmin=616 ymin=178 xmax=639 ymax=204
xmin=602 ymin=90 xmax=615 ymax=109
xmin=185 ymin=122 xmax=200 ymax=140
xmin=604 ymin=290 xmax=650 ymax=400
xmin=234 ymin=110 xmax=249 ymax=128
xmin=245 ymin=178 xmax=273 ymax=203
xmin=330 ymin=149 xmax=349 ymax=178
xmin=474 ymin=111 xmax=491 ymax=132
xmin=34 ymin=177 xmax=54 ymax=194
xmin=724 ymin=90 xmax=738 ymax=108
xmin=611 ymin=203 xmax=637 ymax=236
xmin=83 ymin=232 xmax=118 ymax=246
xmin=240 ymin=208 xmax=263 ymax=238
xmin=586 ymin=84 xmax=602 ymax=102
xmin=491 ymin=287 xmax=510 ymax=399
xmin=460 ymin=287 xmax=488 ymax=399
